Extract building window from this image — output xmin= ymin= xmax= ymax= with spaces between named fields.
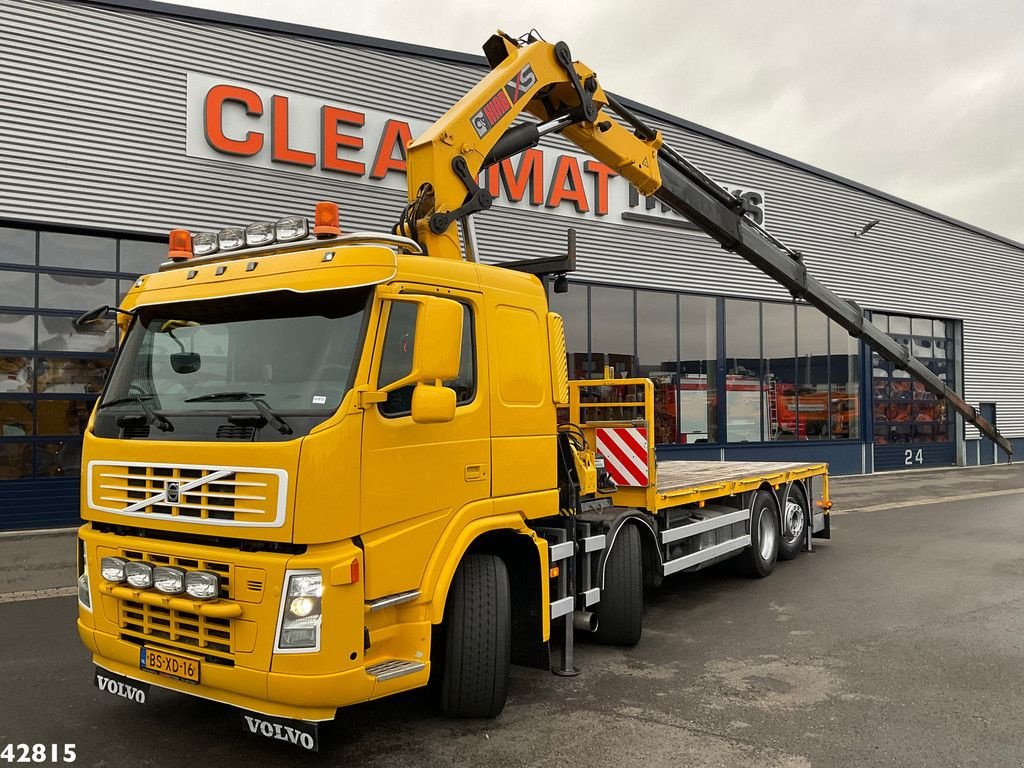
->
xmin=590 ymin=286 xmax=634 ymax=378
xmin=39 ymin=232 xmax=116 ymax=271
xmin=762 ymin=302 xmax=797 ymax=440
xmin=679 ymin=295 xmax=717 ymax=443
xmin=38 ymin=273 xmax=117 ymax=311
xmin=871 ymin=311 xmax=953 ymax=445
xmin=637 ymin=290 xmax=677 ymax=445
xmin=796 ymin=305 xmax=830 ymax=439
xmin=829 ymin=320 xmax=860 ymax=439
xmin=0 ymin=271 xmax=36 ymax=308
xmin=0 ymin=356 xmax=33 ymax=393
xmin=0 ymin=314 xmax=35 ymax=348
xmin=725 ymin=299 xmax=762 ymax=442
xmin=0 ymin=224 xmax=161 ymax=482
xmin=0 ymin=227 xmax=35 ymax=266
xmin=549 ymin=282 xmax=588 ymax=379
xmin=119 ymin=239 xmax=166 ymax=276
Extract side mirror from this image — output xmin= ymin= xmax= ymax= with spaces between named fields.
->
xmin=170 ymin=352 xmax=202 ymax=374
xmin=411 ymin=383 xmax=456 ymax=424
xmin=412 ymin=296 xmax=463 ymax=382
xmin=73 ymin=305 xmax=110 ymax=331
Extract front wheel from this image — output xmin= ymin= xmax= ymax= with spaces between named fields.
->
xmin=593 ymin=523 xmax=643 ymax=646
xmin=438 ymin=554 xmax=511 ymax=718
xmin=737 ymin=489 xmax=779 ymax=578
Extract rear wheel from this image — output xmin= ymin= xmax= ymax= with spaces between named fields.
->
xmin=778 ymin=483 xmax=808 ymax=561
xmin=737 ymin=489 xmax=780 ymax=578
xmin=438 ymin=554 xmax=511 ymax=718
xmin=593 ymin=523 xmax=643 ymax=646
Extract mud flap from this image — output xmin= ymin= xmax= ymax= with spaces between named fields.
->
xmin=812 ymin=511 xmax=831 ymax=539
xmin=94 ymin=667 xmax=150 ymax=704
xmin=241 ymin=711 xmax=319 ymax=752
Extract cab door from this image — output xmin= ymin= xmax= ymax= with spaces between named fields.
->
xmin=359 ymin=290 xmax=490 ymax=600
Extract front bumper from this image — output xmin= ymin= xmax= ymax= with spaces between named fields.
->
xmin=80 ymin=621 xmax=376 ymax=721
xmin=77 ymin=525 xmax=398 ymax=722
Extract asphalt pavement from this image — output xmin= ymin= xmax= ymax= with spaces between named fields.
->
xmin=2 ymin=463 xmax=1023 ymax=766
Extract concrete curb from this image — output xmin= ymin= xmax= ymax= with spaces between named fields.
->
xmin=0 ymin=526 xmax=78 ymax=540
xmin=0 ymin=586 xmax=78 ymax=603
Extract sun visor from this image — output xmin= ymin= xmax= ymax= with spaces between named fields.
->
xmin=129 ymin=245 xmax=397 ymax=308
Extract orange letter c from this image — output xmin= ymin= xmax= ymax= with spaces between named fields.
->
xmin=204 ymin=84 xmax=264 ymax=156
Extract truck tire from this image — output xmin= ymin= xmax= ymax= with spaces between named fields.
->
xmin=593 ymin=523 xmax=643 ymax=646
xmin=778 ymin=483 xmax=808 ymax=561
xmin=737 ymin=489 xmax=780 ymax=578
xmin=438 ymin=554 xmax=511 ymax=718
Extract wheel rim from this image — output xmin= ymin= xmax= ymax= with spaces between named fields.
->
xmin=782 ymin=498 xmax=805 ymax=544
xmin=758 ymin=507 xmax=777 ymax=561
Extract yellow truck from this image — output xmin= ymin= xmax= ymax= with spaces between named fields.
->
xmin=74 ymin=31 xmax=1008 ymax=751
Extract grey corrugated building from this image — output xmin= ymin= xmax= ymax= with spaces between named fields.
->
xmin=0 ymin=0 xmax=1020 ymax=530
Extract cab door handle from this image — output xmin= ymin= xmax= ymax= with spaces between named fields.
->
xmin=465 ymin=464 xmax=488 ymax=482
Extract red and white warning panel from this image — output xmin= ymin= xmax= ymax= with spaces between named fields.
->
xmin=595 ymin=427 xmax=650 ymax=487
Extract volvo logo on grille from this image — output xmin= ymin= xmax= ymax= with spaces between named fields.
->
xmin=165 ymin=481 xmax=181 ymax=505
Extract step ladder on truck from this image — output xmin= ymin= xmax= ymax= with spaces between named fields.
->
xmin=72 ymin=28 xmax=1013 ymax=749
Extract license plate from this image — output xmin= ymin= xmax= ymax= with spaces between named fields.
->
xmin=140 ymin=647 xmax=201 ymax=683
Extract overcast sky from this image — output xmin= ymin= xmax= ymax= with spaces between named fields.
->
xmin=167 ymin=0 xmax=1024 ymax=244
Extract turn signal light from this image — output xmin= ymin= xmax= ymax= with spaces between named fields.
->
xmin=313 ymin=200 xmax=341 ymax=237
xmin=549 ymin=566 xmax=560 ymax=579
xmin=168 ymin=229 xmax=193 ymax=262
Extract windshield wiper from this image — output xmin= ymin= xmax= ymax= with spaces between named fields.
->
xmin=98 ymin=394 xmax=174 ymax=432
xmin=184 ymin=391 xmax=293 ymax=435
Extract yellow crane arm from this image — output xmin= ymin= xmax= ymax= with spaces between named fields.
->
xmin=399 ymin=32 xmax=661 ymax=260
xmin=400 ymin=30 xmax=1012 ymax=458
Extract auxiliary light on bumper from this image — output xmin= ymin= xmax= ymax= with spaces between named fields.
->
xmin=99 ymin=557 xmax=219 ymax=600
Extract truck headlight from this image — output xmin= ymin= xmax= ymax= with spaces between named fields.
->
xmin=100 ymin=556 xmax=127 ymax=582
xmin=153 ymin=566 xmax=185 ymax=595
xmin=125 ymin=561 xmax=154 ymax=589
xmin=276 ymin=571 xmax=322 ymax=651
xmin=184 ymin=571 xmax=219 ymax=600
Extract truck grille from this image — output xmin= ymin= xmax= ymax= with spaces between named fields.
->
xmin=115 ymin=549 xmax=235 ymax=665
xmin=120 ymin=601 xmax=234 ymax=665
xmin=87 ymin=461 xmax=286 ymax=528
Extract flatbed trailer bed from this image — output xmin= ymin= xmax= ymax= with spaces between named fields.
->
xmin=561 ymin=376 xmax=832 ymax=574
xmin=653 ymin=459 xmax=829 ymax=507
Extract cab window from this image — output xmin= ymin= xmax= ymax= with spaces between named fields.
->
xmin=377 ymin=301 xmax=475 ymax=417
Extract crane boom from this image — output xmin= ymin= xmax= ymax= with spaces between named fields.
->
xmin=398 ymin=31 xmax=1012 ymax=458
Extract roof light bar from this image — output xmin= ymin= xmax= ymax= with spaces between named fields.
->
xmin=166 ymin=202 xmax=346 ymax=267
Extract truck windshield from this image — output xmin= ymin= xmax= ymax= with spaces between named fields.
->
xmin=102 ymin=288 xmax=370 ymax=416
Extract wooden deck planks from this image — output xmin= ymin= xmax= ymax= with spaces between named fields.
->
xmin=654 ymin=460 xmax=825 ymax=495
